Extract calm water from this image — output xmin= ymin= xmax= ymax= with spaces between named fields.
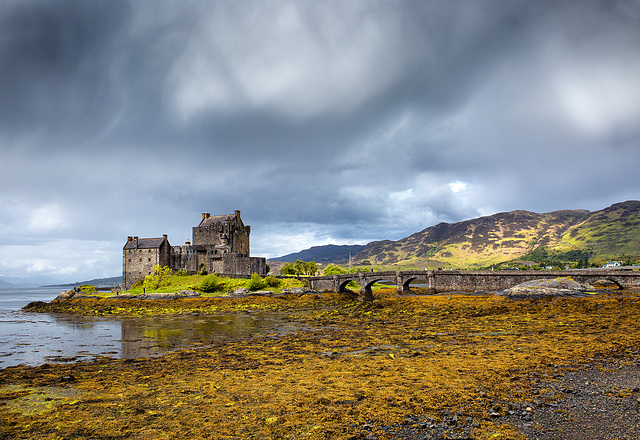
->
xmin=0 ymin=287 xmax=302 ymax=369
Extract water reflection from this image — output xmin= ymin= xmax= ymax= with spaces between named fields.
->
xmin=1 ymin=304 xmax=305 ymax=368
xmin=118 ymin=312 xmax=299 ymax=359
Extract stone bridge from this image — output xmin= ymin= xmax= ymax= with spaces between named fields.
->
xmin=304 ymin=269 xmax=640 ymax=301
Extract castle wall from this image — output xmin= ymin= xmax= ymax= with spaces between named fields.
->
xmin=210 ymin=254 xmax=266 ymax=276
xmin=192 ymin=213 xmax=250 ymax=254
xmin=123 ymin=212 xmax=264 ymax=289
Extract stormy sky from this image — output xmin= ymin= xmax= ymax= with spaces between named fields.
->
xmin=1 ymin=0 xmax=640 ymax=283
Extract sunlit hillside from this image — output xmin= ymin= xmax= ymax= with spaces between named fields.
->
xmin=353 ymin=201 xmax=640 ymax=268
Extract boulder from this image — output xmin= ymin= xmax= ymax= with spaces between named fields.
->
xmin=499 ymin=277 xmax=597 ymax=299
xmin=54 ymin=287 xmax=95 ymax=300
xmin=55 ymin=288 xmax=79 ymax=300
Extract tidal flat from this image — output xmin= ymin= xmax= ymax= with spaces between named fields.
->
xmin=2 ymin=290 xmax=640 ymax=439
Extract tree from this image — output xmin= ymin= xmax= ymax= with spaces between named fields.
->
xmin=280 ymin=262 xmax=297 ymax=275
xmin=280 ymin=260 xmax=318 ymax=276
xmin=143 ymin=265 xmax=173 ymax=291
xmin=323 ymin=264 xmax=346 ymax=275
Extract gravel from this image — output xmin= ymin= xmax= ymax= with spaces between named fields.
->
xmin=506 ymin=355 xmax=640 ymax=440
xmin=372 ymin=353 xmax=640 ymax=440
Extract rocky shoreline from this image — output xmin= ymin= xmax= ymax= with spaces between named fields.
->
xmin=5 ymin=289 xmax=640 ymax=439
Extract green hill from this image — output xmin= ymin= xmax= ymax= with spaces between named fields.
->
xmin=353 ymin=201 xmax=640 ymax=268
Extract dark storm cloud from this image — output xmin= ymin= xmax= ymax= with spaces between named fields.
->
xmin=0 ymin=1 xmax=131 ymax=144
xmin=1 ymin=0 xmax=640 ymax=281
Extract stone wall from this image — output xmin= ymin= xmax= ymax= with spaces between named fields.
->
xmin=123 ymin=211 xmax=265 ymax=288
xmin=122 ymin=238 xmax=171 ymax=289
xmin=210 ymin=254 xmax=266 ymax=276
xmin=305 ymin=269 xmax=640 ymax=300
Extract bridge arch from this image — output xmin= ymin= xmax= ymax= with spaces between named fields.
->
xmin=401 ymin=275 xmax=430 ymax=293
xmin=582 ymin=276 xmax=623 ymax=290
xmin=337 ymin=278 xmax=359 ymax=295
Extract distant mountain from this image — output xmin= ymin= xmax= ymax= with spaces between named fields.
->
xmin=0 ymin=279 xmax=14 ymax=287
xmin=45 ymin=276 xmax=122 ymax=288
xmin=271 ymin=244 xmax=366 ymax=264
xmin=353 ymin=201 xmax=640 ymax=268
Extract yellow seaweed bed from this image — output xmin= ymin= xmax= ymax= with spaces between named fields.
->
xmin=2 ymin=290 xmax=640 ymax=439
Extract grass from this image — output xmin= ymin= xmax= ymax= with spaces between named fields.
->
xmin=111 ymin=272 xmax=306 ymax=298
xmin=4 ymin=290 xmax=640 ymax=439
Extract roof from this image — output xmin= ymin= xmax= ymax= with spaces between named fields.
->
xmin=199 ymin=214 xmax=236 ymax=227
xmin=124 ymin=237 xmax=167 ymax=250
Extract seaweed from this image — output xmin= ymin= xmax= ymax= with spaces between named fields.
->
xmin=3 ymin=290 xmax=640 ymax=439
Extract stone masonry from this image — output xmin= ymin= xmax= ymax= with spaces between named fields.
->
xmin=122 ymin=211 xmax=266 ymax=289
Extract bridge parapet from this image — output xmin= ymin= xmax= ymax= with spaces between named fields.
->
xmin=303 ymin=269 xmax=640 ymax=301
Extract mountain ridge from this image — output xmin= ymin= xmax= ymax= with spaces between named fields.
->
xmin=271 ymin=244 xmax=366 ymax=264
xmin=273 ymin=201 xmax=640 ymax=269
xmin=353 ymin=201 xmax=640 ymax=268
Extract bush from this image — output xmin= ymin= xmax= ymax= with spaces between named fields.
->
xmin=264 ymin=275 xmax=281 ymax=288
xmin=143 ymin=265 xmax=173 ymax=291
xmin=247 ymin=273 xmax=266 ymax=291
xmin=199 ymin=274 xmax=222 ymax=293
xmin=78 ymin=284 xmax=97 ymax=294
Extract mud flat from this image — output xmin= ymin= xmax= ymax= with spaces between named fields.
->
xmin=2 ymin=290 xmax=640 ymax=439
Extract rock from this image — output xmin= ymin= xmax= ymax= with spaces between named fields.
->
xmin=134 ymin=290 xmax=200 ymax=300
xmin=56 ymin=289 xmax=74 ymax=299
xmin=54 ymin=287 xmax=96 ymax=300
xmin=499 ymin=277 xmax=597 ymax=299
xmin=248 ymin=291 xmax=272 ymax=295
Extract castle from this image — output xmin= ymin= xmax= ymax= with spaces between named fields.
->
xmin=122 ymin=210 xmax=266 ymax=289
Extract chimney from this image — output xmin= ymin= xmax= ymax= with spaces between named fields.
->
xmin=185 ymin=239 xmax=191 ymax=246
xmin=163 ymin=234 xmax=168 ymax=239
xmin=134 ymin=236 xmax=139 ymax=248
xmin=235 ymin=210 xmax=241 ymax=221
xmin=127 ymin=236 xmax=133 ymax=242
xmin=202 ymin=212 xmax=210 ymax=221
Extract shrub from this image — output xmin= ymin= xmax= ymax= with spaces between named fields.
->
xmin=143 ymin=265 xmax=173 ymax=292
xmin=199 ymin=274 xmax=222 ymax=293
xmin=247 ymin=273 xmax=266 ymax=291
xmin=264 ymin=275 xmax=281 ymax=288
xmin=78 ymin=284 xmax=97 ymax=294
xmin=198 ymin=265 xmax=207 ymax=276
xmin=143 ymin=275 xmax=159 ymax=291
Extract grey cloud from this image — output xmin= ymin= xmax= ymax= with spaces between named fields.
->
xmin=1 ymin=0 xmax=640 ymax=281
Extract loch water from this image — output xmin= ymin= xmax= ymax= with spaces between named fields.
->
xmin=0 ymin=287 xmax=301 ymax=369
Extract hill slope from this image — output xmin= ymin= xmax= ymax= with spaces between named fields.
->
xmin=353 ymin=201 xmax=640 ymax=268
